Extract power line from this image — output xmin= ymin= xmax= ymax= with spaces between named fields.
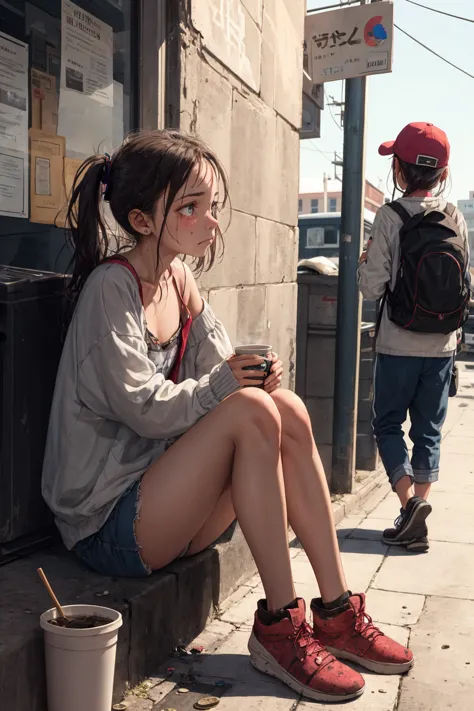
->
xmin=395 ymin=24 xmax=474 ymax=80
xmin=325 ymin=90 xmax=343 ymax=130
xmin=301 ymin=145 xmax=335 ymax=164
xmin=406 ymin=0 xmax=474 ymax=24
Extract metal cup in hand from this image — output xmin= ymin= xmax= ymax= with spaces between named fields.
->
xmin=234 ymin=344 xmax=272 ymax=388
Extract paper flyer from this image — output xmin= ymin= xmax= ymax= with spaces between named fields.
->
xmin=0 ymin=31 xmax=29 ymax=218
xmin=58 ymin=0 xmax=114 ymax=157
xmin=29 ymin=130 xmax=66 ymax=225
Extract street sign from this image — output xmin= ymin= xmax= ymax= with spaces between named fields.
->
xmin=305 ymin=1 xmax=394 ymax=84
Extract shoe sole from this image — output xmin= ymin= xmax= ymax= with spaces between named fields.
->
xmin=326 ymin=646 xmax=414 ymax=675
xmin=248 ymin=632 xmax=365 ymax=703
xmin=382 ymin=500 xmax=432 ymax=547
xmin=405 ymin=538 xmax=430 ymax=552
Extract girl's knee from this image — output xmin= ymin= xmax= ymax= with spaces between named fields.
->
xmin=227 ymin=387 xmax=281 ymax=437
xmin=272 ymin=389 xmax=312 ymax=437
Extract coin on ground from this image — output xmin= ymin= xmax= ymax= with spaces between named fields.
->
xmin=194 ymin=697 xmax=220 ymax=709
xmin=177 ymin=688 xmax=189 ymax=693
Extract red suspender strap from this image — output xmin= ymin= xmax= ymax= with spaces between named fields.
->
xmin=168 ymin=271 xmax=193 ymax=384
xmin=105 ymin=256 xmax=192 ymax=384
xmin=105 ymin=255 xmax=144 ymax=305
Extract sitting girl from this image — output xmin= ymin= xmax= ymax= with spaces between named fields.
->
xmin=43 ymin=130 xmax=413 ymax=703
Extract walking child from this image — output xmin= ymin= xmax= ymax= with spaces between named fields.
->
xmin=359 ymin=122 xmax=470 ymax=552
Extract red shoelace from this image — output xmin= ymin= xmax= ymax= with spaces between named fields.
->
xmin=353 ymin=596 xmax=384 ymax=642
xmin=293 ymin=621 xmax=331 ymax=664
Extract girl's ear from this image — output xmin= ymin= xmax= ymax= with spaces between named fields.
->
xmin=129 ymin=208 xmax=153 ymax=236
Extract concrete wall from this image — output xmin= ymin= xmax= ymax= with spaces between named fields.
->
xmin=178 ymin=0 xmax=304 ymax=387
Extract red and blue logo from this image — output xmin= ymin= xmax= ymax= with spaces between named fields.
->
xmin=364 ymin=16 xmax=388 ymax=47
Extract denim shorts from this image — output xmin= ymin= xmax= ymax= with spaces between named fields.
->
xmin=73 ymin=479 xmax=152 ymax=578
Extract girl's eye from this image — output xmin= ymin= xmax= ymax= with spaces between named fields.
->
xmin=179 ymin=203 xmax=196 ymax=217
xmin=211 ymin=201 xmax=219 ymax=218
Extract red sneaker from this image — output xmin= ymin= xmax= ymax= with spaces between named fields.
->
xmin=311 ymin=593 xmax=414 ymax=674
xmin=248 ymin=598 xmax=365 ymax=702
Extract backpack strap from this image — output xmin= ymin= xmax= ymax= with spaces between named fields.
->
xmin=373 ymin=288 xmax=388 ymax=352
xmin=372 ymin=201 xmax=411 ymax=350
xmin=386 ymin=201 xmax=411 ymax=224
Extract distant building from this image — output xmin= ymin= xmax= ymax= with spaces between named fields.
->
xmin=457 ymin=191 xmax=474 ymax=266
xmin=299 ymin=179 xmax=385 ymax=215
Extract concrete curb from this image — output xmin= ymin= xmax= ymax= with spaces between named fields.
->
xmin=0 ymin=467 xmax=387 ymax=710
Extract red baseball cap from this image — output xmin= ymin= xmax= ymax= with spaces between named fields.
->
xmin=379 ymin=122 xmax=450 ymax=169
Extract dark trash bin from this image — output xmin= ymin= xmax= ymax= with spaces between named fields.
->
xmin=0 ymin=266 xmax=67 ymax=564
xmin=295 ymin=270 xmax=379 ymax=490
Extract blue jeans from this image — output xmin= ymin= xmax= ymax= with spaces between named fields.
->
xmin=372 ymin=354 xmax=452 ymax=490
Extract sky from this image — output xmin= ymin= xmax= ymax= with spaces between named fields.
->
xmin=301 ymin=0 xmax=474 ymax=202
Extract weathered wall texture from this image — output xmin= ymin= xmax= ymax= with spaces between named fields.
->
xmin=179 ymin=0 xmax=304 ymax=387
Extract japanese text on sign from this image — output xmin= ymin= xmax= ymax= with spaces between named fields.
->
xmin=305 ymin=1 xmax=393 ymax=84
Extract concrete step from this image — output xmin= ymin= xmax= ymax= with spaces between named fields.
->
xmin=0 ymin=522 xmax=256 ymax=711
xmin=0 ymin=469 xmax=387 ymax=711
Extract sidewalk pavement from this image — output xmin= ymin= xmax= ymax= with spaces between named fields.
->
xmin=122 ymin=362 xmax=474 ymax=711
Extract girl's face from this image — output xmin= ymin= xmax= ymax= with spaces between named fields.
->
xmin=153 ymin=161 xmax=220 ymax=259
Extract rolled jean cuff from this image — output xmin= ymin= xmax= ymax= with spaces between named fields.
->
xmin=389 ymin=463 xmax=414 ymax=491
xmin=412 ymin=468 xmax=439 ymax=484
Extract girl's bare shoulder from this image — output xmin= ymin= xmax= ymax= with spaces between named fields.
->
xmin=172 ymin=259 xmax=203 ymax=317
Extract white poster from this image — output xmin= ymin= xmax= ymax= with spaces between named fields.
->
xmin=58 ymin=0 xmax=114 ymax=157
xmin=0 ymin=31 xmax=28 ymax=218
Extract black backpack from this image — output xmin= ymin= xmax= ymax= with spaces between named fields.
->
xmin=378 ymin=201 xmax=470 ymax=335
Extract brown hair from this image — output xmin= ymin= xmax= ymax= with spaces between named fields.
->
xmin=65 ymin=129 xmax=229 ymax=307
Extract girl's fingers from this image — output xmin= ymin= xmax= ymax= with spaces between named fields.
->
xmin=264 ymin=373 xmax=283 ymax=391
xmin=271 ymin=360 xmax=283 ymax=374
xmin=264 ymin=381 xmax=281 ymax=393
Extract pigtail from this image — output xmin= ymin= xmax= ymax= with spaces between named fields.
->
xmin=65 ymin=155 xmax=110 ymax=314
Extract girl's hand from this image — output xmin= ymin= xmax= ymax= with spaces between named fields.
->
xmin=227 ymin=354 xmax=266 ymax=388
xmin=359 ymin=251 xmax=368 ymax=265
xmin=264 ymin=352 xmax=283 ymax=394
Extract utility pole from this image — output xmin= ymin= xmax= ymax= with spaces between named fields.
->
xmin=331 ymin=0 xmax=375 ymax=493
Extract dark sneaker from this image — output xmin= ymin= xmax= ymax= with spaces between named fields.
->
xmin=382 ymin=496 xmax=432 ymax=548
xmin=312 ymin=593 xmax=414 ymax=675
xmin=249 ymin=598 xmax=365 ymax=702
xmin=406 ymin=535 xmax=430 ymax=552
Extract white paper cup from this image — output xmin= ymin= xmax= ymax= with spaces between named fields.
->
xmin=40 ymin=604 xmax=122 ymax=711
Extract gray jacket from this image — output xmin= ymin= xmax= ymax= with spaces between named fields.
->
xmin=42 ymin=264 xmax=240 ymax=549
xmin=358 ymin=197 xmax=469 ymax=357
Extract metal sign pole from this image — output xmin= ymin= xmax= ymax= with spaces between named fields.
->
xmin=331 ymin=0 xmax=377 ymax=494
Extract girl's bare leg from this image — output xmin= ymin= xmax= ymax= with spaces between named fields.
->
xmin=135 ymin=388 xmax=295 ymax=610
xmin=414 ymin=482 xmax=431 ymax=500
xmin=270 ymin=389 xmax=348 ymax=603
